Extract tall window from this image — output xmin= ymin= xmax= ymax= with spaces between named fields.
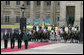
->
xmin=37 ymin=1 xmax=40 ymax=6
xmin=16 ymin=1 xmax=20 ymax=5
xmin=47 ymin=1 xmax=51 ymax=6
xmin=46 ymin=15 xmax=50 ymax=19
xmin=58 ymin=23 xmax=59 ymax=26
xmin=27 ymin=1 xmax=30 ymax=5
xmin=5 ymin=16 xmax=10 ymax=23
xmin=57 ymin=17 xmax=59 ymax=21
xmin=36 ymin=16 xmax=40 ymax=19
xmin=27 ymin=16 xmax=30 ymax=19
xmin=16 ymin=16 xmax=20 ymax=23
xmin=6 ymin=1 xmax=10 ymax=5
xmin=58 ymin=1 xmax=60 ymax=6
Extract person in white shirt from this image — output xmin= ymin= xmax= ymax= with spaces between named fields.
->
xmin=3 ymin=30 xmax=9 ymax=49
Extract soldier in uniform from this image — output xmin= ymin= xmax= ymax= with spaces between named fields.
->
xmin=68 ymin=25 xmax=72 ymax=31
xmin=45 ymin=25 xmax=48 ymax=30
xmin=51 ymin=25 xmax=55 ymax=32
xmin=10 ymin=29 xmax=15 ymax=49
xmin=38 ymin=25 xmax=43 ymax=42
xmin=33 ymin=25 xmax=36 ymax=31
xmin=3 ymin=29 xmax=9 ymax=49
xmin=39 ymin=25 xmax=42 ymax=30
xmin=75 ymin=24 xmax=79 ymax=31
xmin=62 ymin=24 xmax=65 ymax=33
xmin=23 ymin=29 xmax=31 ymax=49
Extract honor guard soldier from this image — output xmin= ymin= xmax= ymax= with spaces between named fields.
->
xmin=51 ymin=25 xmax=55 ymax=31
xmin=45 ymin=25 xmax=48 ymax=30
xmin=33 ymin=25 xmax=36 ymax=31
xmin=62 ymin=24 xmax=65 ymax=33
xmin=39 ymin=25 xmax=42 ymax=30
xmin=75 ymin=24 xmax=79 ymax=31
xmin=3 ymin=29 xmax=9 ymax=49
xmin=68 ymin=24 xmax=72 ymax=32
xmin=51 ymin=25 xmax=56 ymax=36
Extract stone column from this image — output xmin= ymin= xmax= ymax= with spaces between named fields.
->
xmin=50 ymin=1 xmax=55 ymax=25
xmin=74 ymin=2 xmax=81 ymax=28
xmin=53 ymin=1 xmax=57 ymax=26
xmin=1 ymin=1 xmax=3 ymax=24
xmin=60 ymin=1 xmax=67 ymax=27
xmin=40 ymin=1 xmax=45 ymax=25
xmin=10 ymin=1 xmax=16 ymax=25
xmin=30 ymin=1 xmax=35 ymax=25
xmin=81 ymin=1 xmax=83 ymax=18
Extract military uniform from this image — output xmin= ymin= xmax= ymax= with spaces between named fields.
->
xmin=62 ymin=25 xmax=65 ymax=33
xmin=45 ymin=26 xmax=48 ymax=30
xmin=33 ymin=25 xmax=36 ymax=31
xmin=51 ymin=26 xmax=55 ymax=31
xmin=39 ymin=26 xmax=42 ymax=30
xmin=68 ymin=25 xmax=72 ymax=32
xmin=23 ymin=31 xmax=31 ymax=49
xmin=75 ymin=25 xmax=79 ymax=31
xmin=3 ymin=31 xmax=9 ymax=49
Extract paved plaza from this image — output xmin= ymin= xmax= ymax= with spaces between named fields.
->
xmin=1 ymin=40 xmax=83 ymax=54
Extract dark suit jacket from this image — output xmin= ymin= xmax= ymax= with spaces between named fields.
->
xmin=16 ymin=32 xmax=23 ymax=40
xmin=3 ymin=32 xmax=9 ymax=40
xmin=10 ymin=32 xmax=15 ymax=40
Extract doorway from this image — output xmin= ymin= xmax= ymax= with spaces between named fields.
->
xmin=66 ymin=6 xmax=75 ymax=26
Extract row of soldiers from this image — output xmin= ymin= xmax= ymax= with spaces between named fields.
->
xmin=62 ymin=24 xmax=79 ymax=33
xmin=33 ymin=24 xmax=79 ymax=32
xmin=3 ymin=29 xmax=31 ymax=49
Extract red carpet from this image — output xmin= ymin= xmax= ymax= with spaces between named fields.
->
xmin=1 ymin=42 xmax=56 ymax=52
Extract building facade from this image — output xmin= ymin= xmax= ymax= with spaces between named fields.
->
xmin=1 ymin=1 xmax=83 ymax=27
xmin=60 ymin=1 xmax=83 ymax=27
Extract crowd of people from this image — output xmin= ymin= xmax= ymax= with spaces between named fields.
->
xmin=3 ymin=24 xmax=80 ymax=49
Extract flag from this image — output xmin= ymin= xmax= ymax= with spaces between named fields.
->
xmin=44 ymin=19 xmax=50 ymax=25
xmin=33 ymin=19 xmax=40 ymax=25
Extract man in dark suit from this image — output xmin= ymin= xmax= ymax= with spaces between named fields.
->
xmin=17 ymin=29 xmax=23 ymax=49
xmin=3 ymin=30 xmax=9 ymax=49
xmin=10 ymin=29 xmax=15 ymax=49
